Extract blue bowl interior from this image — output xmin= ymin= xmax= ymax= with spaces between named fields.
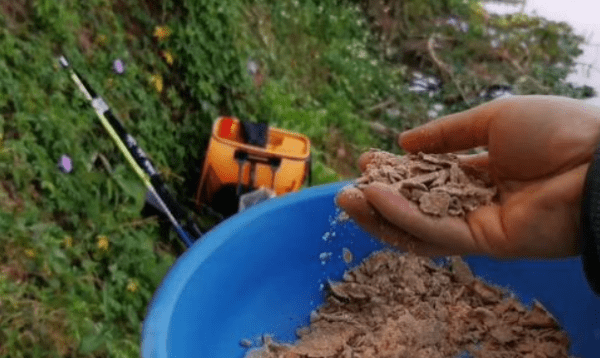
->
xmin=142 ymin=182 xmax=600 ymax=358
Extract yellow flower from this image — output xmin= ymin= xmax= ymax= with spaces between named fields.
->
xmin=43 ymin=263 xmax=52 ymax=276
xmin=97 ymin=235 xmax=109 ymax=251
xmin=150 ymin=74 xmax=164 ymax=93
xmin=470 ymin=2 xmax=488 ymax=21
xmin=512 ymin=13 xmax=529 ymax=25
xmin=63 ymin=236 xmax=73 ymax=248
xmin=153 ymin=26 xmax=172 ymax=41
xmin=25 ymin=249 xmax=35 ymax=258
xmin=162 ymin=51 xmax=174 ymax=66
xmin=95 ymin=34 xmax=108 ymax=45
xmin=126 ymin=279 xmax=138 ymax=293
xmin=496 ymin=17 xmax=509 ymax=28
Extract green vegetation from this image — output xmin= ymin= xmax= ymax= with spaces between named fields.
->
xmin=0 ymin=0 xmax=593 ymax=356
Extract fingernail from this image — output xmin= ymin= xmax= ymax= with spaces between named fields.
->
xmin=399 ymin=129 xmax=413 ymax=140
xmin=398 ymin=129 xmax=417 ymax=151
xmin=336 ymin=187 xmax=362 ymax=202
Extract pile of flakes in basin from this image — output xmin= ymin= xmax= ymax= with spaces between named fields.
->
xmin=244 ymin=151 xmax=575 ymax=358
xmin=246 ymin=252 xmax=573 ymax=358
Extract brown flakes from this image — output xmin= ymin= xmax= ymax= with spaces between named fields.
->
xmin=468 ymin=280 xmax=504 ymax=304
xmin=413 ymin=161 xmax=441 ymax=173
xmin=431 ymin=169 xmax=450 ymax=187
xmin=410 ymin=189 xmax=427 ymax=201
xmin=534 ymin=342 xmax=569 ymax=357
xmin=448 ymin=196 xmax=465 ymax=217
xmin=450 ymin=256 xmax=474 ymax=284
xmin=492 ymin=298 xmax=523 ymax=316
xmin=463 ymin=186 xmax=497 ymax=204
xmin=289 ymin=322 xmax=358 ymax=357
xmin=468 ymin=306 xmax=497 ymax=324
xmin=354 ymin=176 xmax=369 ymax=187
xmin=489 ymin=326 xmax=519 ymax=344
xmin=397 ymin=180 xmax=428 ymax=192
xmin=519 ymin=302 xmax=559 ymax=328
xmin=418 ymin=152 xmax=457 ymax=166
xmin=246 ymin=252 xmax=573 ymax=358
xmin=328 ymin=282 xmax=379 ymax=301
xmin=378 ymin=165 xmax=403 ymax=184
xmin=240 ymin=339 xmax=253 ymax=348
xmin=351 ymin=150 xmax=496 ymax=219
xmin=431 ymin=184 xmax=466 ymax=197
xmin=419 ymin=191 xmax=451 ymax=216
xmin=462 ymin=195 xmax=482 ymax=212
xmin=342 ymin=248 xmax=353 ymax=264
xmin=449 ymin=162 xmax=470 ymax=184
xmin=402 ymin=171 xmax=441 ymax=186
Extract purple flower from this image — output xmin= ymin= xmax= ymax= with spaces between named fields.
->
xmin=113 ymin=59 xmax=125 ymax=74
xmin=58 ymin=154 xmax=73 ymax=173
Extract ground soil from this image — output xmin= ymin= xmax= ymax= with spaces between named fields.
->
xmin=245 ymin=151 xmax=574 ymax=358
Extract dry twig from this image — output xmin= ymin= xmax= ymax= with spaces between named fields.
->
xmin=427 ymin=34 xmax=469 ymax=103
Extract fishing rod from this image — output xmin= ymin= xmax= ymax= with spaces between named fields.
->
xmin=59 ymin=56 xmax=201 ymax=248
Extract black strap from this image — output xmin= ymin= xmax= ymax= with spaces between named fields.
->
xmin=240 ymin=121 xmax=269 ymax=147
xmin=581 ymin=145 xmax=600 ymax=295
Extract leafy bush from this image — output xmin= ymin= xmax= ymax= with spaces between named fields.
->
xmin=0 ymin=1 xmax=187 ymax=356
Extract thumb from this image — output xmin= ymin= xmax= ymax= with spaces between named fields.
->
xmin=399 ymin=98 xmax=504 ymax=153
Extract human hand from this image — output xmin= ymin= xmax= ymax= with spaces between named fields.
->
xmin=337 ymin=95 xmax=600 ymax=258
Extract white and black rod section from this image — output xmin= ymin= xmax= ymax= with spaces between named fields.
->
xmin=59 ymin=56 xmax=201 ymax=247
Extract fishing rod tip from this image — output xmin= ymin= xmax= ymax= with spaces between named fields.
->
xmin=58 ymin=56 xmax=70 ymax=69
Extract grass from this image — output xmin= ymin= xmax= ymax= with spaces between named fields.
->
xmin=0 ymin=0 xmax=594 ymax=356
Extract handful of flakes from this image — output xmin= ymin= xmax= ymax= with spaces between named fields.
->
xmin=355 ymin=150 xmax=497 ymax=217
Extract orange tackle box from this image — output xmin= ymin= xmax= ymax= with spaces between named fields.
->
xmin=195 ymin=117 xmax=311 ymax=215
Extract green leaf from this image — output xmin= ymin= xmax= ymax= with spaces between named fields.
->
xmin=79 ymin=333 xmax=106 ymax=354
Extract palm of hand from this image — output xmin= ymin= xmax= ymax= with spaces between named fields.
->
xmin=460 ymin=97 xmax=600 ymax=257
xmin=339 ymin=96 xmax=600 ymax=258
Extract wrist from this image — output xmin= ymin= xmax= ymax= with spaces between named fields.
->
xmin=580 ymin=145 xmax=600 ymax=295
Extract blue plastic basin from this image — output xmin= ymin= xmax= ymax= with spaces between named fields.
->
xmin=141 ymin=182 xmax=600 ymax=357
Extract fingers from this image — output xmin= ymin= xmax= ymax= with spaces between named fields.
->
xmin=336 ymin=187 xmax=464 ymax=257
xmin=363 ymin=183 xmax=486 ymax=255
xmin=399 ymin=98 xmax=505 ymax=154
xmin=335 ymin=187 xmax=413 ymax=247
xmin=358 ymin=152 xmax=376 ymax=172
xmin=359 ymin=147 xmax=490 ymax=173
xmin=457 ymin=152 xmax=490 ymax=170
